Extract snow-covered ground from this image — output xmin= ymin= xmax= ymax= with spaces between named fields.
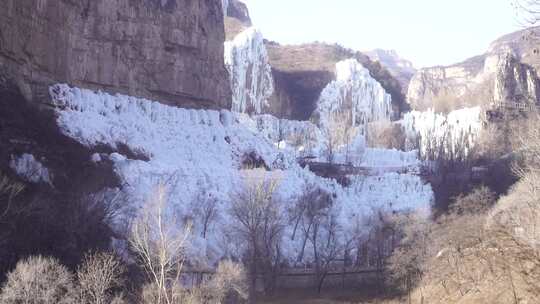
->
xmin=50 ymin=84 xmax=433 ymax=266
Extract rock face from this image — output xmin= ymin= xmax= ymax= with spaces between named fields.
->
xmin=265 ymin=42 xmax=407 ymax=121
xmin=223 ymin=0 xmax=252 ymax=40
xmin=0 ymin=0 xmax=231 ymax=109
xmin=225 ymin=0 xmax=252 ymax=26
xmin=223 ymin=0 xmax=407 ymax=120
xmin=0 ymin=0 xmax=234 ymax=194
xmin=494 ymin=53 xmax=540 ymax=104
xmin=407 ymin=27 xmax=540 ymax=111
xmin=365 ymin=49 xmax=417 ymax=93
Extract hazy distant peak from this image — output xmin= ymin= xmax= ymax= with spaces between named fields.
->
xmin=365 ymin=49 xmax=416 ymax=70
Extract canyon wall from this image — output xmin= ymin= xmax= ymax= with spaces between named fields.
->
xmin=0 ymin=0 xmax=231 ymax=109
xmin=407 ymin=27 xmax=540 ymax=112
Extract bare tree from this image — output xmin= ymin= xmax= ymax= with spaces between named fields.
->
xmin=325 ymin=111 xmax=358 ymax=164
xmin=0 ymin=256 xmax=75 ymax=304
xmin=0 ymin=172 xmax=26 ymax=253
xmin=367 ymin=121 xmax=406 ymax=150
xmin=129 ymin=185 xmax=192 ymax=304
xmin=229 ymin=170 xmax=284 ymax=299
xmin=310 ymin=209 xmax=341 ymax=293
xmin=200 ymin=260 xmax=249 ymax=304
xmin=76 ymin=252 xmax=126 ymax=304
xmin=288 ymin=184 xmax=341 ymax=293
xmin=387 ymin=212 xmax=433 ymax=303
xmin=192 ymin=190 xmax=220 ymax=239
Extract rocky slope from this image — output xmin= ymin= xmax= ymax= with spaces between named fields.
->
xmin=365 ymin=49 xmax=417 ymax=93
xmin=407 ymin=27 xmax=540 ymax=112
xmin=0 ymin=0 xmax=231 ymax=110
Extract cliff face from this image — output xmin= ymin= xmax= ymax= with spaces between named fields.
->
xmin=0 ymin=0 xmax=232 ymax=193
xmin=265 ymin=42 xmax=407 ymax=121
xmin=223 ymin=0 xmax=252 ymax=40
xmin=0 ymin=0 xmax=231 ymax=109
xmin=365 ymin=49 xmax=417 ymax=93
xmin=407 ymin=27 xmax=540 ymax=112
xmin=222 ymin=1 xmax=406 ymax=121
xmin=494 ymin=53 xmax=540 ymax=104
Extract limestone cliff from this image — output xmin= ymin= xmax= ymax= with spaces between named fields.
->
xmin=407 ymin=27 xmax=540 ymax=112
xmin=0 ymin=0 xmax=232 ymax=192
xmin=223 ymin=1 xmax=407 ymax=120
xmin=0 ymin=0 xmax=231 ymax=110
xmin=365 ymin=49 xmax=417 ymax=93
xmin=265 ymin=42 xmax=407 ymax=121
xmin=223 ymin=0 xmax=252 ymax=40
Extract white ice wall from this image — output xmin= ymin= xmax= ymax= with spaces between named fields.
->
xmin=401 ymin=107 xmax=483 ymax=160
xmin=314 ymin=59 xmax=393 ymax=133
xmin=51 ymin=84 xmax=432 ymax=266
xmin=224 ymin=27 xmax=274 ymax=114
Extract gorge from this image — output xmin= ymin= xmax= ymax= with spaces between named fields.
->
xmin=0 ymin=0 xmax=539 ymax=303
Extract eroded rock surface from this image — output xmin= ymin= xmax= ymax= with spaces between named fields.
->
xmin=0 ymin=0 xmax=231 ymax=109
xmin=407 ymin=28 xmax=540 ymax=111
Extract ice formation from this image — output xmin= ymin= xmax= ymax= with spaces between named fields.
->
xmin=314 ymin=59 xmax=393 ymax=134
xmin=221 ymin=0 xmax=229 ymax=15
xmin=401 ymin=107 xmax=483 ymax=160
xmin=224 ymin=27 xmax=274 ymax=114
xmin=10 ymin=153 xmax=52 ymax=185
xmin=51 ymin=84 xmax=433 ymax=266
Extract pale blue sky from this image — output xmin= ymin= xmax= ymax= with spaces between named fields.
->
xmin=241 ymin=0 xmax=523 ymax=68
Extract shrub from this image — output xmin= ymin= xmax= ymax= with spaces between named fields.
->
xmin=0 ymin=256 xmax=75 ymax=304
xmin=207 ymin=261 xmax=248 ymax=303
xmin=450 ymin=186 xmax=497 ymax=215
xmin=76 ymin=252 xmax=125 ymax=304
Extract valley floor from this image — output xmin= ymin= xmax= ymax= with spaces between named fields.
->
xmin=257 ymin=288 xmax=404 ymax=304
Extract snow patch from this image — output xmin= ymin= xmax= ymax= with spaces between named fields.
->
xmin=222 ymin=0 xmax=229 ymax=16
xmin=10 ymin=154 xmax=52 ymax=185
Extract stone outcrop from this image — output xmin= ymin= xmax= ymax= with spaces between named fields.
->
xmin=365 ymin=49 xmax=417 ymax=93
xmin=494 ymin=53 xmax=540 ymax=105
xmin=223 ymin=0 xmax=252 ymax=40
xmin=0 ymin=0 xmax=231 ymax=109
xmin=407 ymin=27 xmax=540 ymax=111
xmin=225 ymin=0 xmax=252 ymax=26
xmin=265 ymin=42 xmax=407 ymax=120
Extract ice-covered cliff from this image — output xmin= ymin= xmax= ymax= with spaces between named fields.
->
xmin=401 ymin=107 xmax=483 ymax=160
xmin=224 ymin=27 xmax=274 ymax=114
xmin=313 ymin=59 xmax=393 ymax=136
xmin=50 ymin=84 xmax=432 ymax=266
